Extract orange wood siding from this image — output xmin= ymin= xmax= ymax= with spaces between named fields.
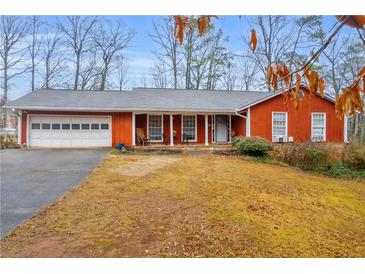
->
xmin=197 ymin=115 xmax=205 ymax=143
xmin=231 ymin=115 xmax=245 ymax=137
xmin=249 ymin=93 xmax=344 ymax=142
xmin=21 ymin=112 xmax=27 ymax=144
xmin=173 ymin=114 xmax=182 ymax=144
xmin=111 ymin=112 xmax=132 ymax=146
xmin=163 ymin=115 xmax=170 ymax=144
xmin=135 ymin=114 xmax=147 ymax=144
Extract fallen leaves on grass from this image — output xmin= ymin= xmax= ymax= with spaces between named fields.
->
xmin=1 ymin=154 xmax=365 ymax=257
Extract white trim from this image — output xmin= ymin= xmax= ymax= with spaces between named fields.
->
xmin=246 ymin=108 xmax=251 ymax=137
xmin=344 ymin=115 xmax=348 ymax=143
xmin=205 ymin=114 xmax=209 ymax=146
xmin=237 ymin=93 xmax=281 ymax=111
xmin=26 ymin=113 xmax=29 ymax=147
xmin=17 ymin=111 xmax=22 ymax=145
xmin=170 ymin=114 xmax=174 ymax=146
xmin=5 ymin=105 xmax=236 ymax=114
xmin=236 ymin=91 xmax=336 ymax=112
xmin=272 ymin=112 xmax=288 ymax=142
xmin=181 ymin=114 xmax=197 ymax=142
xmin=27 ymin=114 xmax=113 ymax=147
xmin=132 ymin=112 xmax=136 ymax=146
xmin=229 ymin=114 xmax=232 ymax=143
xmin=311 ymin=112 xmax=326 ymax=142
xmin=147 ymin=114 xmax=164 ymax=142
xmin=211 ymin=115 xmax=215 ymax=144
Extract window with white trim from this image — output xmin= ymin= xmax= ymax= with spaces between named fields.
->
xmin=312 ymin=113 xmax=326 ymax=142
xmin=272 ymin=112 xmax=287 ymax=142
xmin=182 ymin=115 xmax=196 ymax=141
xmin=148 ymin=115 xmax=163 ymax=141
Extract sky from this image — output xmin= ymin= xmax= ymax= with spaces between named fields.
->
xmin=6 ymin=15 xmax=345 ymax=100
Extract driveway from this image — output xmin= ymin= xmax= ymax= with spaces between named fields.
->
xmin=0 ymin=148 xmax=110 ymax=238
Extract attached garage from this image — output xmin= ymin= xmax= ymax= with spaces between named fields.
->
xmin=28 ymin=115 xmax=112 ymax=148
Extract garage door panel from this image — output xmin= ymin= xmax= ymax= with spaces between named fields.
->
xmin=29 ymin=115 xmax=112 ymax=148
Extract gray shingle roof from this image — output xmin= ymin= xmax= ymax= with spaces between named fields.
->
xmin=4 ymin=88 xmax=274 ymax=113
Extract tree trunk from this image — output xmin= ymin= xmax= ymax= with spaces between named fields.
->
xmin=74 ymin=53 xmax=81 ymax=90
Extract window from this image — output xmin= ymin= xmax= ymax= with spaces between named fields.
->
xmin=52 ymin=123 xmax=60 ymax=130
xmin=72 ymin=124 xmax=80 ymax=130
xmin=31 ymin=123 xmax=41 ymax=129
xmin=91 ymin=124 xmax=100 ymax=130
xmin=312 ymin=113 xmax=326 ymax=142
xmin=182 ymin=115 xmax=196 ymax=141
xmin=62 ymin=124 xmax=70 ymax=130
xmin=81 ymin=124 xmax=90 ymax=130
xmin=100 ymin=124 xmax=109 ymax=130
xmin=272 ymin=112 xmax=287 ymax=142
xmin=148 ymin=115 xmax=163 ymax=141
xmin=42 ymin=123 xmax=51 ymax=130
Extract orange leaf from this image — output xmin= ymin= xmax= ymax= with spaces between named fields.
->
xmin=319 ymin=78 xmax=325 ymax=98
xmin=174 ymin=16 xmax=186 ymax=44
xmin=357 ymin=66 xmax=365 ymax=79
xmin=290 ymin=91 xmax=298 ymax=109
xmin=295 ymin=72 xmax=301 ymax=94
xmin=336 ymin=15 xmax=365 ymax=29
xmin=197 ymin=17 xmax=207 ymax=36
xmin=362 ymin=75 xmax=365 ymax=94
xmin=250 ymin=29 xmax=257 ymax=52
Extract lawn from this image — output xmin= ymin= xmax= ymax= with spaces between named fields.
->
xmin=1 ymin=153 xmax=365 ymax=257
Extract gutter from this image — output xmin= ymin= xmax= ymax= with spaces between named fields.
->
xmin=234 ymin=110 xmax=246 ymax=118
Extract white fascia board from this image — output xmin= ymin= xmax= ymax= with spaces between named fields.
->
xmin=4 ymin=105 xmax=237 ymax=114
xmin=235 ymin=92 xmax=336 ymax=112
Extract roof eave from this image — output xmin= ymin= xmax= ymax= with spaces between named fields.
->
xmin=4 ymin=105 xmax=236 ymax=114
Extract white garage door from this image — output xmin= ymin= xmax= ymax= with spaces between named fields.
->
xmin=29 ymin=115 xmax=112 ymax=147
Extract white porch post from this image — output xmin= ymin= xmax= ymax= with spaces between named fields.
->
xmin=344 ymin=115 xmax=348 ymax=143
xmin=17 ymin=111 xmax=22 ymax=145
xmin=170 ymin=114 xmax=174 ymax=146
xmin=132 ymin=112 xmax=136 ymax=146
xmin=246 ymin=108 xmax=251 ymax=137
xmin=205 ymin=114 xmax=209 ymax=146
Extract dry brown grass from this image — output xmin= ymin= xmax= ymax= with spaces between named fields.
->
xmin=1 ymin=153 xmax=365 ymax=258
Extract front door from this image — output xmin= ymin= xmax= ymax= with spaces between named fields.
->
xmin=215 ymin=115 xmax=228 ymax=143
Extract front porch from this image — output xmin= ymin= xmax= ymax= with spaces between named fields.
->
xmin=132 ymin=112 xmax=248 ymax=147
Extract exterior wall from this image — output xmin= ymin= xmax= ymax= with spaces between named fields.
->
xmin=21 ymin=112 xmax=27 ymax=144
xmin=21 ymin=110 xmax=133 ymax=146
xmin=231 ymin=115 xmax=245 ymax=137
xmin=249 ymin=93 xmax=344 ymax=142
xmin=197 ymin=115 xmax=205 ymax=143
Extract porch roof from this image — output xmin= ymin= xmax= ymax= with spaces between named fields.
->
xmin=5 ymin=87 xmax=273 ymax=113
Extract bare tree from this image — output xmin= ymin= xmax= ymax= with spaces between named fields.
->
xmin=28 ymin=16 xmax=42 ymax=91
xmin=114 ymin=55 xmax=129 ymax=91
xmin=150 ymin=17 xmax=180 ymax=89
xmin=150 ymin=61 xmax=168 ymax=88
xmin=39 ymin=29 xmax=66 ymax=89
xmin=92 ymin=18 xmax=135 ymax=90
xmin=244 ymin=16 xmax=293 ymax=91
xmin=236 ymin=51 xmax=260 ymax=90
xmin=0 ymin=16 xmax=29 ymax=123
xmin=78 ymin=50 xmax=102 ymax=90
xmin=58 ymin=16 xmax=98 ymax=90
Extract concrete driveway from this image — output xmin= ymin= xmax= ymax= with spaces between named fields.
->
xmin=0 ymin=148 xmax=110 ymax=238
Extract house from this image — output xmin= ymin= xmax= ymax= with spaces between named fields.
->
xmin=3 ymin=86 xmax=345 ymax=148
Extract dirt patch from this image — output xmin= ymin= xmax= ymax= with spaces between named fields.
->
xmin=112 ymin=156 xmax=180 ymax=176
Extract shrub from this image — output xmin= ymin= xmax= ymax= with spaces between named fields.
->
xmin=276 ymin=142 xmax=334 ymax=171
xmin=232 ymin=136 xmax=273 ymax=156
xmin=342 ymin=144 xmax=365 ymax=171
